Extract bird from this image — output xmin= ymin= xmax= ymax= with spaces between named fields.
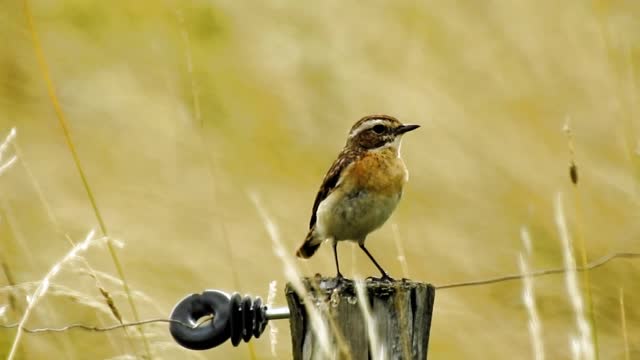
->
xmin=295 ymin=115 xmax=419 ymax=280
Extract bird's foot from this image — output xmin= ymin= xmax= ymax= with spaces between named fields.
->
xmin=365 ymin=274 xmax=395 ymax=282
xmin=323 ymin=272 xmax=347 ymax=290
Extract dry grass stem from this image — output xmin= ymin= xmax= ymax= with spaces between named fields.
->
xmin=0 ymin=127 xmax=17 ymax=176
xmin=3 ymin=2 xmax=639 ymax=358
xmin=518 ymin=227 xmax=545 ymax=360
xmin=266 ymin=280 xmax=279 ymax=357
xmin=248 ymin=190 xmax=333 ymax=358
xmin=1 ymin=259 xmax=21 ymax=313
xmin=20 ymin=0 xmax=151 ymax=356
xmin=391 ymin=223 xmax=410 ymax=279
xmin=175 ymin=8 xmax=201 ymax=125
xmin=619 ymin=288 xmax=630 ymax=360
xmin=7 ymin=229 xmax=97 ymax=360
xmin=563 ymin=119 xmax=600 ymax=359
xmin=554 ymin=193 xmax=594 ymax=360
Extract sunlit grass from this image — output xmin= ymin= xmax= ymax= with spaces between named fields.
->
xmin=0 ymin=128 xmax=17 ymax=176
xmin=248 ymin=190 xmax=334 ymax=358
xmin=619 ymin=288 xmax=630 ymax=360
xmin=518 ymin=227 xmax=544 ymax=360
xmin=266 ymin=280 xmax=279 ymax=357
xmin=554 ymin=194 xmax=594 ymax=360
xmin=7 ymin=229 xmax=97 ymax=359
xmin=391 ymin=223 xmax=410 ymax=279
xmin=20 ymin=0 xmax=151 ymax=356
xmin=564 ymin=119 xmax=600 ymax=359
xmin=0 ymin=0 xmax=639 ymax=358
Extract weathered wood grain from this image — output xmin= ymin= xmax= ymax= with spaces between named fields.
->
xmin=286 ymin=277 xmax=435 ymax=360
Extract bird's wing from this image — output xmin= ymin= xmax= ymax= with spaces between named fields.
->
xmin=308 ymin=148 xmax=361 ymax=229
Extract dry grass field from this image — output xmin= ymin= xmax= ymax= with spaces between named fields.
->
xmin=1 ymin=0 xmax=639 ymax=359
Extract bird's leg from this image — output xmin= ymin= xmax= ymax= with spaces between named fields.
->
xmin=332 ymin=239 xmax=343 ymax=279
xmin=359 ymin=243 xmax=393 ymax=281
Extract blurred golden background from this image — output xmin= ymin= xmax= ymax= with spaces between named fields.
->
xmin=1 ymin=0 xmax=639 ymax=359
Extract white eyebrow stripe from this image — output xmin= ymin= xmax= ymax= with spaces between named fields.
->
xmin=348 ymin=119 xmax=389 ymax=138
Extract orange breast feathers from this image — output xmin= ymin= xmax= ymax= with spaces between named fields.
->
xmin=344 ymin=150 xmax=408 ymax=195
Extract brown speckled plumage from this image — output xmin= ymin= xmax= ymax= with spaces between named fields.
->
xmin=296 ymin=114 xmax=419 ymax=279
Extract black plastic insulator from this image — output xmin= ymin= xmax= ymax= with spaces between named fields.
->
xmin=241 ymin=295 xmax=253 ymax=342
xmin=229 ymin=293 xmax=242 ymax=346
xmin=169 ymin=290 xmax=269 ymax=351
xmin=169 ymin=290 xmax=231 ymax=350
xmin=252 ymin=297 xmax=265 ymax=338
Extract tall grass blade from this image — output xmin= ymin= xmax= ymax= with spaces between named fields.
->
xmin=563 ymin=119 xmax=600 ymax=358
xmin=0 ymin=128 xmax=17 ymax=176
xmin=391 ymin=223 xmax=410 ymax=279
xmin=266 ymin=280 xmax=279 ymax=357
xmin=248 ymin=191 xmax=333 ymax=358
xmin=554 ymin=193 xmax=594 ymax=360
xmin=7 ymin=229 xmax=97 ymax=360
xmin=21 ymin=0 xmax=151 ymax=356
xmin=619 ymin=288 xmax=630 ymax=360
xmin=518 ymin=227 xmax=544 ymax=360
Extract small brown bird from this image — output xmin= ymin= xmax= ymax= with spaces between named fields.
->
xmin=296 ymin=115 xmax=419 ymax=279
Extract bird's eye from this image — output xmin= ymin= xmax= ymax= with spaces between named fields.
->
xmin=372 ymin=124 xmax=386 ymax=134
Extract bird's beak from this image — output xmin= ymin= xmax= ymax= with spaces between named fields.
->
xmin=395 ymin=124 xmax=420 ymax=135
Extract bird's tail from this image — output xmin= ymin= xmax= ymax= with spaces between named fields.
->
xmin=296 ymin=228 xmax=321 ymax=259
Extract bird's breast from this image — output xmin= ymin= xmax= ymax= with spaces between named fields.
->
xmin=314 ymin=149 xmax=409 ymax=242
xmin=345 ymin=150 xmax=408 ymax=195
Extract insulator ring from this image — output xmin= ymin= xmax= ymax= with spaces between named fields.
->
xmin=170 ymin=290 xmax=269 ymax=350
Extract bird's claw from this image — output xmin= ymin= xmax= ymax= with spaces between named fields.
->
xmin=365 ymin=274 xmax=394 ymax=282
xmin=380 ymin=274 xmax=394 ymax=282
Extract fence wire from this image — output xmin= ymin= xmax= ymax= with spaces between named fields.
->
xmin=0 ymin=251 xmax=638 ymax=334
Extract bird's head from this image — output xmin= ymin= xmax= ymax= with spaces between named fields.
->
xmin=346 ymin=115 xmax=419 ymax=152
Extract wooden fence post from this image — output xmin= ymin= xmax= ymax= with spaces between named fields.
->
xmin=286 ymin=276 xmax=435 ymax=359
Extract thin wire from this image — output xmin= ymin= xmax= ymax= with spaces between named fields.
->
xmin=435 ymin=251 xmax=639 ymax=290
xmin=1 ymin=251 xmax=638 ymax=334
xmin=0 ymin=319 xmax=194 ymax=333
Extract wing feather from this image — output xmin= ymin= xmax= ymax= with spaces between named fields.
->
xmin=308 ymin=148 xmax=360 ymax=229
